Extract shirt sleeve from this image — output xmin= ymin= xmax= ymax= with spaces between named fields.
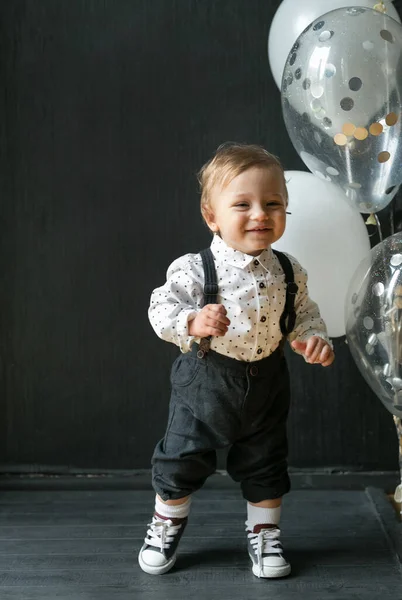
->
xmin=148 ymin=254 xmax=204 ymax=353
xmin=285 ymin=255 xmax=332 ymax=353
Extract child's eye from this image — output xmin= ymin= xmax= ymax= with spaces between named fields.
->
xmin=235 ymin=203 xmax=249 ymax=208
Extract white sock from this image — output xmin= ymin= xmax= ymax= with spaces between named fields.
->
xmin=246 ymin=502 xmax=281 ymax=531
xmin=155 ymin=496 xmax=192 ymax=520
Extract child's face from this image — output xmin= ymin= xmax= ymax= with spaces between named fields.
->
xmin=205 ymin=166 xmax=287 ymax=256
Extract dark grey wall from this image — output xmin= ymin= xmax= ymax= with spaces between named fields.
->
xmin=0 ymin=0 xmax=400 ymax=472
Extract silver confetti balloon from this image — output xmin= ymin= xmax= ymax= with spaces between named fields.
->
xmin=281 ymin=7 xmax=402 ymax=213
xmin=345 ymin=233 xmax=402 ymax=418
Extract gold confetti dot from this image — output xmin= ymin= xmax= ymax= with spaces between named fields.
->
xmin=378 ymin=151 xmax=391 ymax=163
xmin=354 ymin=127 xmax=368 ymax=140
xmin=334 ymin=133 xmax=348 ymax=146
xmin=369 ymin=122 xmax=383 ymax=136
xmin=385 ymin=112 xmax=398 ymax=126
xmin=342 ymin=123 xmax=356 ymax=136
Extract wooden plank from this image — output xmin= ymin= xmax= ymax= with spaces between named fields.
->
xmin=0 ymin=539 xmax=392 ymax=569
xmin=0 ymin=501 xmax=246 ymax=513
xmin=0 ymin=532 xmax=392 ymax=556
xmin=1 ymin=585 xmax=402 ymax=600
xmin=0 ymin=513 xmax=245 ymax=525
xmin=0 ymin=489 xmax=369 ymax=503
xmin=0 ymin=523 xmax=390 ymax=543
xmin=0 ymin=472 xmax=399 ymax=492
xmin=0 ymin=494 xmax=372 ymax=513
xmin=366 ymin=488 xmax=402 ymax=565
xmin=0 ymin=525 xmax=143 ymax=540
xmin=0 ymin=561 xmax=399 ymax=590
xmin=0 ymin=490 xmax=373 ymax=515
xmin=0 ymin=489 xmax=399 ymax=599
xmin=0 ymin=514 xmax=379 ymax=539
xmin=0 ymin=490 xmax=158 ymax=503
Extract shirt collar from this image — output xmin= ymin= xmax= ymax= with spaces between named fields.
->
xmin=210 ymin=235 xmax=275 ymax=272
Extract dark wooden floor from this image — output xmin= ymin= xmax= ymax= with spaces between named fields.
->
xmin=0 ymin=487 xmax=400 ymax=600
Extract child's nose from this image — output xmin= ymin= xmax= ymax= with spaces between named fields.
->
xmin=252 ymin=207 xmax=269 ymax=220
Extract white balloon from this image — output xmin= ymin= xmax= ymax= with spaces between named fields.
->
xmin=268 ymin=0 xmax=401 ymax=89
xmin=272 ymin=171 xmax=371 ymax=337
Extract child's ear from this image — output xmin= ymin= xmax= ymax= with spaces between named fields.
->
xmin=202 ymin=207 xmax=219 ymax=233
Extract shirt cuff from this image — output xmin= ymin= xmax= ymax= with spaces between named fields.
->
xmin=176 ymin=310 xmax=198 ymax=353
xmin=298 ymin=331 xmax=333 ymax=348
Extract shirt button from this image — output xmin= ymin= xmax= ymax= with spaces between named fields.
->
xmin=250 ymin=366 xmax=259 ymax=376
xmin=259 ymin=282 xmax=265 ymax=289
xmin=257 ymin=348 xmax=263 ymax=355
xmin=260 ymin=316 xmax=267 ymax=322
xmin=254 ymin=260 xmax=259 ymax=266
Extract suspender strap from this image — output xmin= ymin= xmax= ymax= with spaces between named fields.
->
xmin=272 ymin=249 xmax=298 ymax=336
xmin=196 ymin=247 xmax=298 ymax=358
xmin=197 ymin=248 xmax=218 ymax=357
xmin=200 ymin=248 xmax=218 ymax=306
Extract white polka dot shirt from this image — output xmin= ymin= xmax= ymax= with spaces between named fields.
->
xmin=149 ymin=235 xmax=329 ymax=362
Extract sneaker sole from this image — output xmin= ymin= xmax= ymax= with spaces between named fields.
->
xmin=250 ymin=555 xmax=291 ymax=579
xmin=138 ymin=550 xmax=177 ymax=575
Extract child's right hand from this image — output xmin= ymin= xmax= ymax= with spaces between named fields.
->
xmin=188 ymin=304 xmax=230 ymax=338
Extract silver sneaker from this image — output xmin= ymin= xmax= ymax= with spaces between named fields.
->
xmin=247 ymin=525 xmax=291 ymax=578
xmin=138 ymin=516 xmax=187 ymax=575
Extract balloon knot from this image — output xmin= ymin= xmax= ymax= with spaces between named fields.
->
xmin=365 ymin=214 xmax=377 ymax=226
xmin=373 ymin=2 xmax=387 ymax=13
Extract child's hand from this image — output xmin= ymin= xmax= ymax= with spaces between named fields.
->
xmin=188 ymin=304 xmax=230 ymax=338
xmin=291 ymin=336 xmax=334 ymax=367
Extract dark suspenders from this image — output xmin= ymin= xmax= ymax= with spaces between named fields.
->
xmin=197 ymin=247 xmax=298 ymax=357
xmin=272 ymin=249 xmax=299 ymax=337
xmin=196 ymin=249 xmax=219 ymax=357
xmin=200 ymin=249 xmax=219 ymax=306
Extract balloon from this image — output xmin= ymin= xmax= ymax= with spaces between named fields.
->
xmin=345 ymin=232 xmax=402 ymax=418
xmin=272 ymin=171 xmax=370 ymax=338
xmin=281 ymin=7 xmax=402 ymax=214
xmin=268 ymin=0 xmax=401 ymax=90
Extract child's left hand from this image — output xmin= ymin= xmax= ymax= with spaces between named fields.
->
xmin=291 ymin=336 xmax=334 ymax=367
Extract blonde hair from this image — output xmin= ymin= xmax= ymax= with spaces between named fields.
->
xmin=198 ymin=142 xmax=287 ymax=223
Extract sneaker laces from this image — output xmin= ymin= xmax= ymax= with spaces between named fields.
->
xmin=248 ymin=527 xmax=283 ymax=578
xmin=144 ymin=516 xmax=183 ymax=551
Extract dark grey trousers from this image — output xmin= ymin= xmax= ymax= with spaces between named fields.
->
xmin=152 ymin=344 xmax=291 ymax=503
